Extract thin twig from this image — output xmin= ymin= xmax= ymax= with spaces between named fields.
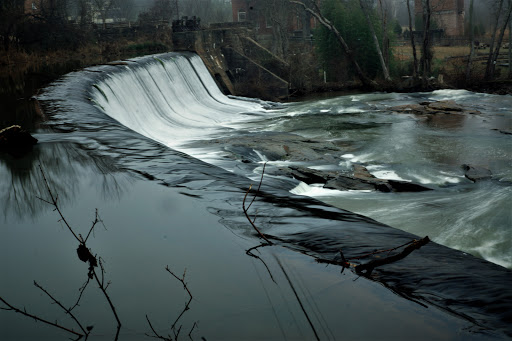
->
xmin=146 ymin=267 xmax=197 ymax=341
xmin=83 ymin=209 xmax=103 ymax=243
xmin=145 ymin=314 xmax=172 ymax=340
xmin=246 ymin=162 xmax=268 ymax=211
xmin=0 ymin=296 xmax=84 ymax=340
xmin=165 ymin=266 xmax=193 ymax=333
xmin=69 ymin=276 xmax=92 ymax=312
xmin=34 ymin=281 xmax=89 ymax=336
xmin=38 ymin=164 xmax=81 ymax=243
xmin=92 ymin=267 xmax=122 ymax=339
xmin=188 ymin=321 xmax=198 ymax=339
xmin=243 ymin=186 xmax=273 ymax=245
xmin=246 ymin=243 xmax=276 ymax=283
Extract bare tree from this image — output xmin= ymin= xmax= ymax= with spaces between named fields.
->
xmin=263 ymin=0 xmax=292 ymax=58
xmin=359 ymin=0 xmax=391 ymax=81
xmin=509 ymin=0 xmax=512 ymax=78
xmin=179 ymin=0 xmax=232 ymax=25
xmin=485 ymin=0 xmax=512 ymax=80
xmin=289 ymin=0 xmax=377 ymax=88
xmin=115 ymin=0 xmax=136 ymax=22
xmin=406 ymin=0 xmax=419 ymax=77
xmin=74 ymin=0 xmax=92 ymax=26
xmin=465 ymin=0 xmax=475 ymax=82
xmin=138 ymin=0 xmax=174 ymax=23
xmin=377 ymin=0 xmax=390 ymax=68
xmin=91 ymin=0 xmax=116 ymax=27
xmin=0 ymin=0 xmax=25 ymax=51
xmin=420 ymin=0 xmax=433 ymax=83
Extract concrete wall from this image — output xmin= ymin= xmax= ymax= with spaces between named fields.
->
xmin=173 ymin=25 xmax=290 ymax=100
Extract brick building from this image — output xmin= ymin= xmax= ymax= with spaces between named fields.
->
xmin=415 ymin=0 xmax=465 ymax=37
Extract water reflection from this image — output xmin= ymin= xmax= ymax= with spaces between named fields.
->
xmin=419 ymin=112 xmax=467 ymax=130
xmin=0 ymin=139 xmax=125 ymax=220
xmin=0 ymin=60 xmax=87 ymax=130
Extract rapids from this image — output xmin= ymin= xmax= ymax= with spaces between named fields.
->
xmin=90 ymin=53 xmax=512 ymax=270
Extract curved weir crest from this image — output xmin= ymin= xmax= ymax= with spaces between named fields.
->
xmin=91 ymin=53 xmax=267 ymax=147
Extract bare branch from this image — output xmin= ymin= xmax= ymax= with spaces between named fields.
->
xmin=34 ymin=281 xmax=89 ymax=336
xmin=38 ymin=165 xmax=81 ymax=242
xmin=165 ymin=266 xmax=193 ymax=333
xmin=355 ymin=237 xmax=430 ymax=276
xmin=91 ymin=267 xmax=122 ymax=339
xmin=0 ymin=296 xmax=84 ymax=340
xmin=242 ymin=165 xmax=273 ymax=245
xmin=145 ymin=314 xmax=172 ymax=340
xmin=69 ymin=276 xmax=92 ymax=312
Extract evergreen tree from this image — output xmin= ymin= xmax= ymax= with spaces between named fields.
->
xmin=315 ymin=0 xmax=385 ymax=81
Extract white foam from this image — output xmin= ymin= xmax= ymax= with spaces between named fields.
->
xmin=337 ymin=107 xmax=365 ymax=114
xmin=92 ymin=53 xmax=268 ymax=149
xmin=371 ymin=170 xmax=409 ymax=181
xmin=290 ymin=182 xmax=372 ymax=197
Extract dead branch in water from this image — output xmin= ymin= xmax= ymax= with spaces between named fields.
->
xmin=246 ymin=243 xmax=276 ymax=283
xmin=243 ymin=163 xmax=273 ymax=245
xmin=354 ymin=236 xmax=430 ymax=276
xmin=315 ymin=237 xmax=430 ymax=276
xmin=0 ymin=296 xmax=85 ymax=340
xmin=0 ymin=165 xmax=122 ymax=339
xmin=145 ymin=266 xmax=198 ymax=341
xmin=37 ymin=165 xmax=122 ymax=338
xmin=34 ymin=281 xmax=90 ymax=336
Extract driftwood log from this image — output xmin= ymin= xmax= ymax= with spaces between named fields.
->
xmin=355 ymin=236 xmax=430 ymax=275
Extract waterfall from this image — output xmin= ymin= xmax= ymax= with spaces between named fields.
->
xmin=91 ymin=53 xmax=266 ymax=148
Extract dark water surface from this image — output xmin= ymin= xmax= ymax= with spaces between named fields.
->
xmin=1 ymin=53 xmax=512 ymax=340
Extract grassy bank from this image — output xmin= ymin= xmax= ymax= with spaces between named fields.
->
xmin=394 ymin=45 xmax=512 ymax=91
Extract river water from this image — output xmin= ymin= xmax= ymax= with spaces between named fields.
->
xmin=1 ymin=52 xmax=511 ymax=340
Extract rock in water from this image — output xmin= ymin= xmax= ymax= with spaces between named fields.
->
xmin=0 ymin=125 xmax=38 ymax=157
xmin=462 ymin=164 xmax=492 ymax=182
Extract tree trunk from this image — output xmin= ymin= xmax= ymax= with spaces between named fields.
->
xmin=289 ymin=0 xmax=377 ymax=88
xmin=406 ymin=0 xmax=418 ymax=78
xmin=359 ymin=0 xmax=391 ymax=81
xmin=485 ymin=0 xmax=505 ymax=80
xmin=465 ymin=0 xmax=475 ymax=82
xmin=378 ymin=0 xmax=390 ymax=69
xmin=509 ymin=0 xmax=512 ymax=78
xmin=486 ymin=1 xmax=512 ymax=80
xmin=420 ymin=0 xmax=432 ymax=85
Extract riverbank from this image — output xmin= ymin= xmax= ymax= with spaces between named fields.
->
xmin=0 ymin=36 xmax=172 ymax=130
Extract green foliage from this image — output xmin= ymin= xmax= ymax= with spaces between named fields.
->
xmin=314 ymin=0 xmax=387 ymax=81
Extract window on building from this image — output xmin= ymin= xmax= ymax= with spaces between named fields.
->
xmin=266 ymin=17 xmax=272 ymax=28
xmin=32 ymin=2 xmax=38 ymax=10
xmin=238 ymin=9 xmax=246 ymax=22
